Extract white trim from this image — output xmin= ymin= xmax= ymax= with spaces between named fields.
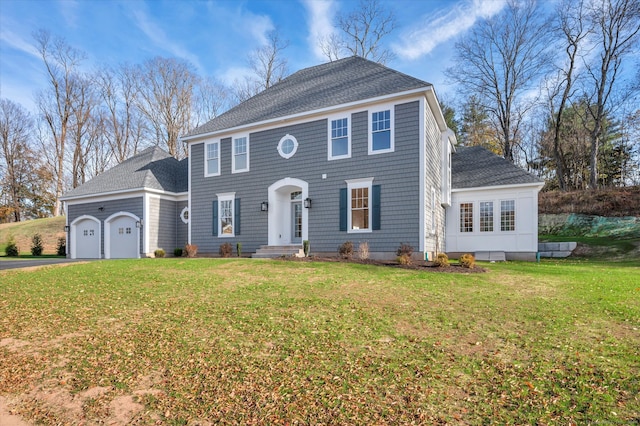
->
xmin=62 ymin=188 xmax=187 ymax=203
xmin=418 ymin=98 xmax=426 ymax=252
xmin=452 ymin=182 xmax=545 ymax=193
xmin=267 ymin=178 xmax=309 ymax=246
xmin=327 ymin=114 xmax=351 ymax=160
xmin=188 ymin=142 xmax=192 ymax=245
xmin=180 ymin=206 xmax=190 ymax=224
xmin=368 ymin=103 xmax=395 ymax=155
xmin=182 ymin=89 xmax=430 ymax=142
xmin=69 ymin=215 xmax=101 ymax=259
xmin=143 ymin=193 xmax=149 ymax=254
xmin=431 ymin=187 xmax=436 ymax=234
xmin=216 ymin=192 xmax=236 ymax=238
xmin=232 ymin=135 xmax=250 ymax=173
xmin=104 ymin=211 xmax=141 ymax=259
xmin=345 ymin=177 xmax=374 ymax=234
xmin=277 ymin=134 xmax=299 ymax=159
xmin=204 ymin=140 xmax=221 ymax=177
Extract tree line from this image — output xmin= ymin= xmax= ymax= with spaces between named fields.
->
xmin=1 ymin=0 xmax=638 ymax=223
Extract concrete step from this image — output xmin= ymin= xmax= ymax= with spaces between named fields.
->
xmin=538 ymin=242 xmax=577 ymax=258
xmin=252 ymin=245 xmax=304 ymax=258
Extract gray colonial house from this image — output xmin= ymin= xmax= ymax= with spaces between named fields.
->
xmin=61 ymin=56 xmax=543 ymax=261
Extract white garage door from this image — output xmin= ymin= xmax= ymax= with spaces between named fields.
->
xmin=74 ymin=218 xmax=100 ymax=259
xmin=108 ymin=215 xmax=138 ymax=259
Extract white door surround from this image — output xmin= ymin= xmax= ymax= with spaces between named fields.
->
xmin=267 ymin=177 xmax=308 ymax=246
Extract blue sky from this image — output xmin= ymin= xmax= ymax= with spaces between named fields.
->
xmin=0 ymin=0 xmax=510 ymax=112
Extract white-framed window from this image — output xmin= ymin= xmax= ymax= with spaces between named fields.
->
xmin=480 ymin=201 xmax=493 ymax=232
xmin=328 ymin=115 xmax=351 ymax=160
xmin=205 ymin=141 xmax=220 ymax=177
xmin=346 ymin=178 xmax=373 ymax=233
xmin=232 ymin=136 xmax=249 ymax=173
xmin=460 ymin=202 xmax=473 ymax=233
xmin=501 ymin=200 xmax=515 ymax=231
xmin=277 ymin=134 xmax=298 ymax=159
xmin=368 ymin=105 xmax=394 ymax=155
xmin=180 ymin=206 xmax=190 ymax=224
xmin=431 ymin=187 xmax=437 ymax=234
xmin=217 ymin=192 xmax=235 ymax=237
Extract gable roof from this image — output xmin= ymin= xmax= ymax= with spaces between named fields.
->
xmin=452 ymin=146 xmax=543 ymax=189
xmin=185 ymin=56 xmax=432 ymax=138
xmin=61 ymin=146 xmax=188 ymax=200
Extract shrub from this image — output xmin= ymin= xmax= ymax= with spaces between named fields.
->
xmin=459 ymin=253 xmax=476 ymax=269
xmin=357 ymin=241 xmax=369 ymax=260
xmin=56 ymin=237 xmax=66 ymax=256
xmin=236 ymin=242 xmax=242 ymax=257
xmin=338 ymin=241 xmax=353 ymax=259
xmin=5 ymin=236 xmax=19 ymax=257
xmin=31 ymin=234 xmax=44 ymax=256
xmin=303 ymin=240 xmax=310 ymax=257
xmin=174 ymin=248 xmax=183 ymax=257
xmin=433 ymin=252 xmax=449 ymax=267
xmin=397 ymin=254 xmax=412 ymax=265
xmin=219 ymin=242 xmax=232 ymax=258
xmin=184 ymin=244 xmax=198 ymax=258
xmin=154 ymin=248 xmax=166 ymax=258
xmin=396 ymin=243 xmax=414 ymax=257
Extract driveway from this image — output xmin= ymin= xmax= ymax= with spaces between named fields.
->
xmin=0 ymin=258 xmax=89 ymax=271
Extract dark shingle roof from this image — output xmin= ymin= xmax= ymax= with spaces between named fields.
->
xmin=186 ymin=56 xmax=432 ymax=137
xmin=61 ymin=146 xmax=187 ymax=199
xmin=452 ymin=146 xmax=543 ymax=189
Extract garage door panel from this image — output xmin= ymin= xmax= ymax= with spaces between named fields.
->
xmin=74 ymin=218 xmax=100 ymax=259
xmin=108 ymin=216 xmax=138 ymax=259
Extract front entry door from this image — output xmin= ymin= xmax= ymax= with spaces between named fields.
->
xmin=291 ymin=202 xmax=302 ymax=244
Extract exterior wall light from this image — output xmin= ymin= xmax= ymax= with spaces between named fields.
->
xmin=261 ymin=201 xmax=268 ymax=212
xmin=136 ymin=220 xmax=143 ymax=228
xmin=304 ymin=198 xmax=312 ymax=209
xmin=64 ymin=225 xmax=70 ymax=232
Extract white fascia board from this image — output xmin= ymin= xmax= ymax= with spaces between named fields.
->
xmin=182 ymin=87 xmax=432 ymax=143
xmin=424 ymin=87 xmax=449 ymax=132
xmin=62 ymin=188 xmax=187 ymax=204
xmin=452 ymin=181 xmax=545 ymax=193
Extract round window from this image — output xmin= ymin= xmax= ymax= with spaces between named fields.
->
xmin=180 ymin=206 xmax=190 ymax=224
xmin=277 ymin=134 xmax=298 ymax=159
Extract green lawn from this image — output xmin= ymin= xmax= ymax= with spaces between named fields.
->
xmin=1 ymin=259 xmax=638 ymax=424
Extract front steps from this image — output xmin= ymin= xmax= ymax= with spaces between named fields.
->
xmin=252 ymin=245 xmax=304 ymax=258
xmin=538 ymin=242 xmax=577 ymax=258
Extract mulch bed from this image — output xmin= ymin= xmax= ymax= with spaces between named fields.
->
xmin=276 ymin=255 xmax=487 ymax=273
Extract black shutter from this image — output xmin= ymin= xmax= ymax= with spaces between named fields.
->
xmin=372 ymin=184 xmax=381 ymax=230
xmin=339 ymin=188 xmax=347 ymax=231
xmin=212 ymin=200 xmax=218 ymax=236
xmin=234 ymin=198 xmax=241 ymax=236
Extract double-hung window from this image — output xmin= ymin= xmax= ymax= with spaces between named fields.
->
xmin=205 ymin=141 xmax=220 ymax=176
xmin=369 ymin=106 xmax=394 ymax=154
xmin=460 ymin=203 xmax=473 ymax=233
xmin=328 ymin=116 xmax=350 ymax=160
xmin=341 ymin=178 xmax=381 ymax=233
xmin=232 ymin=136 xmax=249 ymax=173
xmin=480 ymin=201 xmax=494 ymax=232
xmin=214 ymin=193 xmax=239 ymax=237
xmin=501 ymin=200 xmax=515 ymax=231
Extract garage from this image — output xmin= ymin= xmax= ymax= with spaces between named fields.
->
xmin=71 ymin=216 xmax=101 ymax=259
xmin=105 ymin=213 xmax=140 ymax=259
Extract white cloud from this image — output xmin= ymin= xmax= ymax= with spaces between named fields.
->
xmin=0 ymin=28 xmax=40 ymax=59
xmin=393 ymin=0 xmax=507 ymax=60
xmin=301 ymin=0 xmax=337 ymax=60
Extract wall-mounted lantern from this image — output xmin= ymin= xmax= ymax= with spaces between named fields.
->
xmin=64 ymin=225 xmax=70 ymax=232
xmin=261 ymin=201 xmax=269 ymax=212
xmin=304 ymin=198 xmax=312 ymax=209
xmin=98 ymin=206 xmax=104 ymax=212
xmin=136 ymin=220 xmax=143 ymax=228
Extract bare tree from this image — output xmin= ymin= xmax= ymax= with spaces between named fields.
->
xmin=320 ymin=0 xmax=396 ymax=64
xmin=194 ymin=76 xmax=231 ymax=127
xmin=583 ymin=0 xmax=640 ymax=189
xmin=0 ymin=99 xmax=34 ymax=222
xmin=95 ymin=64 xmax=146 ymax=164
xmin=69 ymin=73 xmax=100 ymax=188
xmin=33 ymin=29 xmax=86 ymax=216
xmin=133 ymin=57 xmax=198 ymax=159
xmin=545 ymin=0 xmax=589 ymax=190
xmin=447 ymin=0 xmax=552 ymax=162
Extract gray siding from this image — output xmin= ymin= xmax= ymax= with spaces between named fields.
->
xmin=148 ymin=197 xmax=180 ymax=254
xmin=424 ymin=104 xmax=446 ymax=255
xmin=67 ymin=197 xmax=143 ymax=257
xmin=190 ymin=100 xmax=422 ymax=255
xmin=176 ymin=200 xmax=188 ymax=250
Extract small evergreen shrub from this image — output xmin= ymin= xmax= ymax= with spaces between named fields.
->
xmin=357 ymin=241 xmax=369 ymax=260
xmin=338 ymin=241 xmax=353 ymax=259
xmin=31 ymin=234 xmax=44 ymax=256
xmin=56 ymin=237 xmax=66 ymax=256
xmin=154 ymin=248 xmax=166 ymax=258
xmin=219 ymin=242 xmax=233 ymax=258
xmin=5 ymin=236 xmax=19 ymax=257
xmin=434 ymin=252 xmax=449 ymax=267
xmin=174 ymin=248 xmax=183 ymax=257
xmin=303 ymin=240 xmax=310 ymax=257
xmin=236 ymin=242 xmax=242 ymax=257
xmin=459 ymin=253 xmax=476 ymax=269
xmin=184 ymin=244 xmax=198 ymax=258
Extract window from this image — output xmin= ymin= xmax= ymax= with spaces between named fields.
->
xmin=351 ymin=187 xmax=369 ymax=231
xmin=328 ymin=116 xmax=350 ymax=160
xmin=214 ymin=193 xmax=237 ymax=237
xmin=342 ymin=178 xmax=380 ymax=233
xmin=480 ymin=201 xmax=494 ymax=232
xmin=180 ymin=207 xmax=190 ymax=224
xmin=278 ymin=134 xmax=298 ymax=159
xmin=205 ymin=141 xmax=220 ymax=176
xmin=460 ymin=203 xmax=473 ymax=233
xmin=501 ymin=200 xmax=515 ymax=231
xmin=232 ymin=136 xmax=249 ymax=173
xmin=369 ymin=107 xmax=394 ymax=154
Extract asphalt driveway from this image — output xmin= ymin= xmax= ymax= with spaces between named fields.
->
xmin=0 ymin=258 xmax=89 ymax=271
